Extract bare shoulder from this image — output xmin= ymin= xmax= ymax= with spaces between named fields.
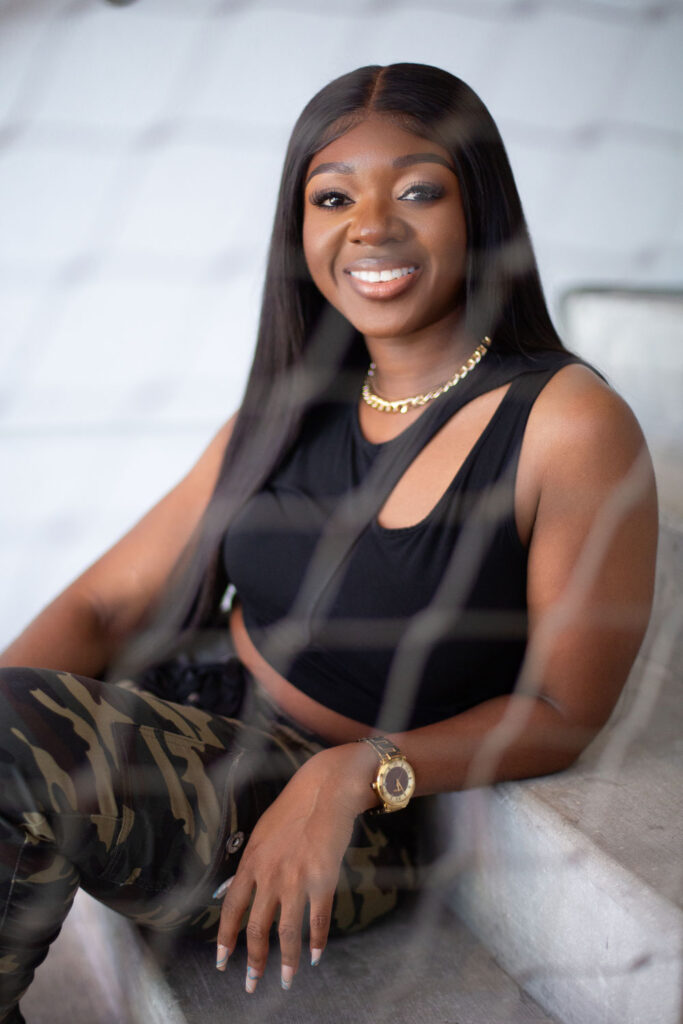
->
xmin=514 ymin=362 xmax=657 ymax=548
xmin=528 ymin=362 xmax=650 ymax=482
xmin=183 ymin=413 xmax=237 ymax=488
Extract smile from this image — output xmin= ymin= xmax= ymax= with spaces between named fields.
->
xmin=343 ymin=262 xmax=422 ymax=301
xmin=349 ymin=266 xmax=416 ymax=283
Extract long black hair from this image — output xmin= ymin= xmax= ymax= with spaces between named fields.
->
xmin=112 ymin=63 xmax=566 ymax=674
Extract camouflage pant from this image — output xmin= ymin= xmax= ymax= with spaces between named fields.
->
xmin=0 ymin=666 xmax=420 ymax=1023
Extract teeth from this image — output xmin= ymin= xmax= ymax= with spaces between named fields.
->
xmin=350 ymin=266 xmax=415 ymax=283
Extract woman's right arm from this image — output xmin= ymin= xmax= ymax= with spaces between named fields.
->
xmin=0 ymin=417 xmax=236 ymax=676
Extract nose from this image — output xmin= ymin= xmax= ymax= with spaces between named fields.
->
xmin=348 ymin=196 xmax=406 ymax=246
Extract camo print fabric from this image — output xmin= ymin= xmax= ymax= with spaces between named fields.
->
xmin=0 ymin=666 xmax=419 ymax=1023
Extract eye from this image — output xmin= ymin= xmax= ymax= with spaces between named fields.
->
xmin=398 ymin=181 xmax=445 ymax=202
xmin=309 ymin=189 xmax=352 ymax=209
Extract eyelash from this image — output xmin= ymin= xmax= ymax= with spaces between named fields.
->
xmin=309 ymin=189 xmax=350 ymax=209
xmin=309 ymin=181 xmax=445 ymax=209
xmin=399 ymin=181 xmax=445 ymax=202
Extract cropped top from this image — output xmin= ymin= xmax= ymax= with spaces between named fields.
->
xmin=223 ymin=349 xmax=579 ymax=730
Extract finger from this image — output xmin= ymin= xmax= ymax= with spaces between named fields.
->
xmin=212 ymin=874 xmax=235 ymax=902
xmin=213 ymin=877 xmax=235 ymax=970
xmin=217 ymin=873 xmax=252 ymax=972
xmin=278 ymin=893 xmax=306 ymax=991
xmin=245 ymin=895 xmax=277 ymax=994
xmin=309 ymin=895 xmax=334 ymax=967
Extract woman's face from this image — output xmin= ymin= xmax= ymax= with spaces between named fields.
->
xmin=302 ymin=115 xmax=467 ymax=345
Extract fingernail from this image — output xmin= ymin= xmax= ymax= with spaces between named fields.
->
xmin=281 ymin=964 xmax=294 ymax=990
xmin=216 ymin=944 xmax=230 ymax=971
xmin=212 ymin=876 xmax=235 ymax=900
xmin=311 ymin=948 xmax=323 ymax=967
xmin=246 ymin=965 xmax=259 ymax=994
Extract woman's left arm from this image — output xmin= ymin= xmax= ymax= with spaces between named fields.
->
xmin=217 ymin=366 xmax=659 ymax=989
xmin=390 ymin=364 xmax=659 ymax=791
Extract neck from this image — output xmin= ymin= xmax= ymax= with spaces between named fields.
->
xmin=365 ymin=331 xmax=477 ymax=401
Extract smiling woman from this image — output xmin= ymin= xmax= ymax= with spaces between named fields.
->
xmin=0 ymin=64 xmax=657 ymax=1019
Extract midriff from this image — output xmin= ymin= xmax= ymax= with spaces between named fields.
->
xmin=229 ymin=602 xmax=373 ymax=744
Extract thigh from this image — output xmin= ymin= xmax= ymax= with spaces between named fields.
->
xmin=0 ymin=668 xmax=303 ymax=927
xmin=0 ymin=668 xmax=423 ymax=941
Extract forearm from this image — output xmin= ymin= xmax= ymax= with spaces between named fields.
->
xmin=387 ymin=693 xmax=596 ymax=796
xmin=0 ymin=587 xmax=121 ymax=677
xmin=309 ymin=692 xmax=597 ymax=818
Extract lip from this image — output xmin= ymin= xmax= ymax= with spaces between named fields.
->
xmin=343 ymin=260 xmax=422 ymax=301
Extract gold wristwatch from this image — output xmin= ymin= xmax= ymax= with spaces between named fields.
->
xmin=360 ymin=736 xmax=416 ymax=814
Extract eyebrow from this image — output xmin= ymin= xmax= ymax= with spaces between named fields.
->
xmin=305 ymin=152 xmax=455 ymax=185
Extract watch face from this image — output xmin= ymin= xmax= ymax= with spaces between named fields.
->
xmin=377 ymin=757 xmax=415 ymax=809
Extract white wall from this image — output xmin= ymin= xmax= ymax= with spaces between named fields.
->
xmin=1 ymin=0 xmax=682 ymax=647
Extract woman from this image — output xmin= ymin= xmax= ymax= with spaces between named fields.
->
xmin=0 ymin=64 xmax=657 ymax=1017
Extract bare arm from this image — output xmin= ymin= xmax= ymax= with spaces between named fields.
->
xmin=0 ymin=417 xmax=236 ymax=676
xmin=384 ymin=366 xmax=658 ymax=793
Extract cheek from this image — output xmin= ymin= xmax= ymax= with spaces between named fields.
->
xmin=301 ymin=220 xmax=313 ymax=271
xmin=424 ymin=226 xmax=467 ymax=312
xmin=436 ymin=226 xmax=467 ymax=283
xmin=302 ymin=221 xmax=325 ymax=287
xmin=302 ymin=225 xmax=339 ymax=302
xmin=446 ymin=239 xmax=467 ymax=281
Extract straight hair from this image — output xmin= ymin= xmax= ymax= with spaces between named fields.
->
xmin=111 ymin=63 xmax=567 ymax=677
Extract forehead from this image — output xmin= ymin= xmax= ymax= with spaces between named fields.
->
xmin=306 ymin=115 xmax=454 ymax=177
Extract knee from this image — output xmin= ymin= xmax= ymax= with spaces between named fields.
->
xmin=0 ymin=666 xmax=65 ymax=730
xmin=0 ymin=668 xmax=71 ymax=789
xmin=0 ymin=664 xmax=56 ymax=697
xmin=0 ymin=665 xmax=47 ymax=683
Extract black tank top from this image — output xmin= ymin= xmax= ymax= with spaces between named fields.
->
xmin=223 ymin=349 xmax=579 ymax=729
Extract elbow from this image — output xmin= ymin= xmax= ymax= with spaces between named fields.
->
xmin=535 ymin=695 xmax=605 ymax=775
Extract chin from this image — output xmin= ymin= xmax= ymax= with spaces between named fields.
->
xmin=342 ymin=307 xmax=422 ymax=340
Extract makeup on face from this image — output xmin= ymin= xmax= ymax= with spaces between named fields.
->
xmin=302 ymin=116 xmax=467 ymax=344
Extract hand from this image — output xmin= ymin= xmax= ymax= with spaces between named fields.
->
xmin=215 ymin=742 xmax=378 ymax=992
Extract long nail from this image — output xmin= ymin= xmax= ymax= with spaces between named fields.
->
xmin=246 ymin=965 xmax=260 ymax=994
xmin=216 ymin=944 xmax=230 ymax=971
xmin=212 ymin=876 xmax=235 ymax=900
xmin=311 ymin=948 xmax=323 ymax=967
xmin=281 ymin=965 xmax=294 ymax=990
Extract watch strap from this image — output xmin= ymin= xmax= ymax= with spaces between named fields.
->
xmin=360 ymin=735 xmax=402 ymax=763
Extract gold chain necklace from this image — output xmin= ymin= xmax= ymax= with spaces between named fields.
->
xmin=361 ymin=338 xmax=490 ymax=414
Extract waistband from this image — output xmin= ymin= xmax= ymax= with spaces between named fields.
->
xmin=135 ymin=634 xmax=331 ymax=751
